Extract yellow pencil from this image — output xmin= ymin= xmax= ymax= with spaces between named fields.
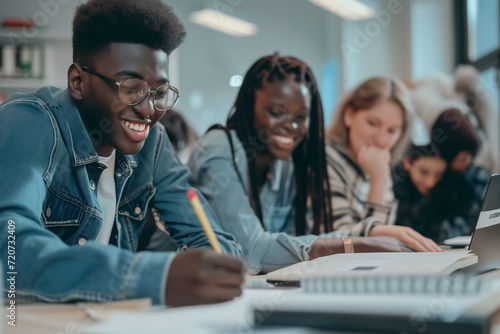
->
xmin=187 ymin=188 xmax=222 ymax=254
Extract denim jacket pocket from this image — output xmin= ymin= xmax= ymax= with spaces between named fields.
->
xmin=118 ymin=184 xmax=156 ymax=222
xmin=41 ymin=189 xmax=84 ymax=240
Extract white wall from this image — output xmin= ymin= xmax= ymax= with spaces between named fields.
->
xmin=341 ymin=0 xmax=412 ymax=90
xmin=166 ymin=0 xmax=333 ymax=134
xmin=411 ymin=0 xmax=455 ymax=81
xmin=339 ymin=0 xmax=454 ymax=91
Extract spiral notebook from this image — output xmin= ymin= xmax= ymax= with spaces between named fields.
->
xmin=255 ymin=285 xmax=500 ymax=334
xmin=256 ymin=273 xmax=500 ymax=334
xmin=264 ymin=250 xmax=477 ymax=284
xmin=302 ymin=272 xmax=489 ymax=295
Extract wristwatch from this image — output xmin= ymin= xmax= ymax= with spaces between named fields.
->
xmin=341 ymin=237 xmax=354 ymax=253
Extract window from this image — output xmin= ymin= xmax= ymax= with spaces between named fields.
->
xmin=466 ymin=0 xmax=500 ymax=61
xmin=456 ymin=0 xmax=500 ymax=166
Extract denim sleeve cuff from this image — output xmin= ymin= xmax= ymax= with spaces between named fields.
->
xmin=318 ymin=230 xmax=349 ymax=238
xmin=257 ymin=233 xmax=317 ymax=273
xmin=124 ymin=251 xmax=175 ymax=305
xmin=288 ymin=234 xmax=317 ymax=261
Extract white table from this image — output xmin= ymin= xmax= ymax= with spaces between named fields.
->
xmin=5 ymin=276 xmax=500 ymax=334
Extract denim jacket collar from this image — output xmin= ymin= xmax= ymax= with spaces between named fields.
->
xmin=54 ymin=89 xmax=137 ymax=170
xmin=53 ymin=89 xmax=98 ymax=167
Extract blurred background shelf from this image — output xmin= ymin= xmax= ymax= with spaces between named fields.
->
xmin=0 ymin=27 xmax=72 ymax=97
xmin=0 ymin=78 xmax=66 ymax=89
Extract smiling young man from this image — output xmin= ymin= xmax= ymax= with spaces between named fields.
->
xmin=0 ymin=0 xmax=243 ymax=306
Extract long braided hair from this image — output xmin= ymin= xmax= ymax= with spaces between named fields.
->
xmin=227 ymin=53 xmax=332 ymax=235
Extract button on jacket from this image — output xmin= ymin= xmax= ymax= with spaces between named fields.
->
xmin=0 ymin=86 xmax=241 ymax=305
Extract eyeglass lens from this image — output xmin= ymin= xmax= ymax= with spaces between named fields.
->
xmin=118 ymin=78 xmax=178 ymax=111
xmin=266 ymin=110 xmax=308 ymax=128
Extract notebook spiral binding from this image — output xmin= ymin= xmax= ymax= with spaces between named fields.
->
xmin=302 ymin=273 xmax=490 ymax=295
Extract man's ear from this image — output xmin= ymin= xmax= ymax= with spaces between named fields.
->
xmin=68 ymin=63 xmax=84 ymax=101
xmin=403 ymin=156 xmax=412 ymax=171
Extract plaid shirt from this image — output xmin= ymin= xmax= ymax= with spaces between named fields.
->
xmin=326 ymin=141 xmax=398 ymax=236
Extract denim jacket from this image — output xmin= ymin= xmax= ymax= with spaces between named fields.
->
xmin=188 ymin=129 xmax=344 ymax=274
xmin=0 ymin=87 xmax=240 ymax=305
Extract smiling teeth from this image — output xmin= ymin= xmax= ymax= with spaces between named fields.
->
xmin=123 ymin=121 xmax=146 ymax=132
xmin=274 ymin=135 xmax=293 ymax=145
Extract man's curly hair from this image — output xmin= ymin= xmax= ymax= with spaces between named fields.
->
xmin=72 ymin=0 xmax=186 ymax=64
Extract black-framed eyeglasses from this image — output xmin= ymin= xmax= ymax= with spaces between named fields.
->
xmin=79 ymin=65 xmax=180 ymax=111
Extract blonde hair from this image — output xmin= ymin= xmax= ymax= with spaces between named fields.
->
xmin=326 ymin=77 xmax=414 ymax=165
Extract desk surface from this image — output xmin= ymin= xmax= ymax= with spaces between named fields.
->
xmin=5 ymin=288 xmax=310 ymax=334
xmin=5 ymin=271 xmax=500 ymax=334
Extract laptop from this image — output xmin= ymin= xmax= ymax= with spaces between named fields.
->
xmin=461 ymin=174 xmax=500 ymax=274
xmin=443 ymin=235 xmax=472 ymax=247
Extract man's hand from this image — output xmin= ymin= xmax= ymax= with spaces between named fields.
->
xmin=165 ymin=248 xmax=245 ymax=307
xmin=369 ymin=225 xmax=444 ymax=252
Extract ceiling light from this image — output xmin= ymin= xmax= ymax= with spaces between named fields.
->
xmin=189 ymin=9 xmax=258 ymax=37
xmin=309 ymin=0 xmax=375 ymax=20
xmin=229 ymin=75 xmax=243 ymax=87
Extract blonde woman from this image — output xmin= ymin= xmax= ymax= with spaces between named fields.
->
xmin=326 ymin=77 xmax=442 ymax=252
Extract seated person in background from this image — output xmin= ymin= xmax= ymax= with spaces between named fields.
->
xmin=393 ymin=109 xmax=485 ymax=242
xmin=325 ymin=77 xmax=442 ymax=252
xmin=393 ymin=143 xmax=454 ymax=242
xmin=431 ymin=108 xmax=489 ymax=200
xmin=188 ymin=53 xmax=414 ymax=275
xmin=411 ymin=72 xmax=493 ymax=238
xmin=0 ymin=0 xmax=244 ymax=307
xmin=160 ymin=109 xmax=199 ymax=164
xmin=431 ymin=108 xmax=486 ymax=237
xmin=412 ymin=66 xmax=499 ymax=174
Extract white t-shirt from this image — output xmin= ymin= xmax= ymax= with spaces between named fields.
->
xmin=95 ymin=150 xmax=117 ymax=244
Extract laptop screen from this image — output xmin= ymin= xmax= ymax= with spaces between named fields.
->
xmin=464 ymin=174 xmax=500 ymax=274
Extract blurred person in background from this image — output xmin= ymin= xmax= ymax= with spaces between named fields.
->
xmin=325 ymin=77 xmax=442 ymax=252
xmin=393 ymin=140 xmax=478 ymax=243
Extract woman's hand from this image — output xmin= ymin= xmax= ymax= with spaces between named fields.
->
xmin=369 ymin=225 xmax=444 ymax=252
xmin=357 ymin=145 xmax=391 ymax=205
xmin=357 ymin=145 xmax=391 ymax=181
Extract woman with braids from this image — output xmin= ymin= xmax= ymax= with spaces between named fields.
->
xmin=188 ymin=54 xmax=412 ymax=274
xmin=325 ymin=77 xmax=443 ymax=252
